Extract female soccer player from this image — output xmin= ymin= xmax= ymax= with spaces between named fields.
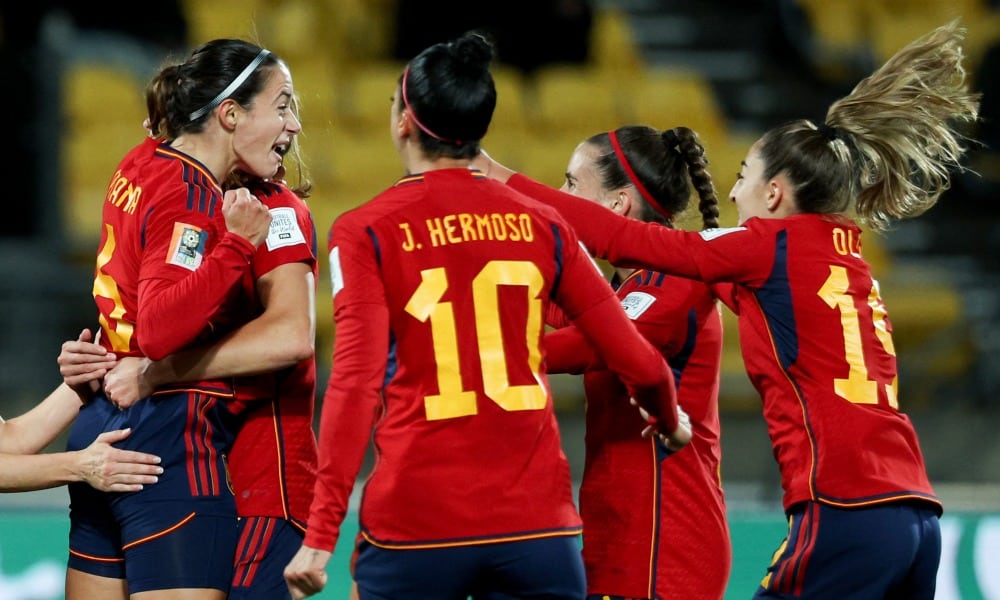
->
xmin=539 ymin=125 xmax=732 ymax=600
xmin=477 ymin=20 xmax=979 ymax=600
xmin=283 ymin=31 xmax=690 ymax=599
xmin=62 ymin=150 xmax=319 ymax=599
xmin=64 ymin=38 xmax=297 ymax=599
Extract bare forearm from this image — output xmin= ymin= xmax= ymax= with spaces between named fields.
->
xmin=0 ymin=451 xmax=83 ymax=492
xmin=0 ymin=384 xmax=83 ymax=454
xmin=150 ymin=265 xmax=315 ymax=386
xmin=155 ymin=311 xmax=312 ymax=384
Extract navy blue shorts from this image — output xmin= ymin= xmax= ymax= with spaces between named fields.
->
xmin=754 ymin=501 xmax=941 ymax=600
xmin=67 ymin=494 xmax=238 ymax=592
xmin=230 ymin=517 xmax=305 ymax=600
xmin=353 ymin=535 xmax=586 ymax=599
xmin=66 ymin=391 xmax=242 ymax=593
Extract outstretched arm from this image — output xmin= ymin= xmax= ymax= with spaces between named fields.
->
xmin=0 ymin=384 xmax=161 ymax=493
xmin=0 ymin=426 xmax=161 ymax=493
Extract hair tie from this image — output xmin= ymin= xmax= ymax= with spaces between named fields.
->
xmin=189 ymin=48 xmax=271 ymax=122
xmin=608 ymin=129 xmax=672 ymax=221
xmin=402 ymin=66 xmax=463 ymax=146
xmin=663 ymin=128 xmax=680 ymax=149
xmin=816 ymin=122 xmax=839 ymax=141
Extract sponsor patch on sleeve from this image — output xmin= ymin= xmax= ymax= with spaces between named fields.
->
xmin=621 ymin=291 xmax=656 ymax=320
xmin=330 ymin=246 xmax=344 ymax=297
xmin=265 ymin=206 xmax=306 ymax=251
xmin=166 ymin=222 xmax=207 ymax=270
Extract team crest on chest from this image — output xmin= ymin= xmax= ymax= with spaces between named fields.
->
xmin=167 ymin=222 xmax=207 ymax=270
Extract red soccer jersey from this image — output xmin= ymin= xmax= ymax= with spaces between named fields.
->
xmin=511 ymin=173 xmax=940 ymax=514
xmin=94 ymin=137 xmax=258 ymax=366
xmin=545 ymin=269 xmax=731 ymax=599
xmin=227 ymin=181 xmax=319 ymax=526
xmin=304 ymin=169 xmax=679 ymax=552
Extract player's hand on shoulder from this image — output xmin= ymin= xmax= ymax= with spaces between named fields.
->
xmin=223 ymin=187 xmax=272 ymax=247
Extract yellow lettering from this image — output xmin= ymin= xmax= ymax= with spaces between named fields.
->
xmin=458 ymin=213 xmax=477 ymax=242
xmin=504 ymin=213 xmax=521 ymax=241
xmin=832 ymin=227 xmax=861 ymax=257
xmin=121 ymin=185 xmax=141 ymax=214
xmin=420 ymin=212 xmax=534 ymax=247
xmin=443 ymin=214 xmax=461 ymax=244
xmin=105 ymin=170 xmax=142 ymax=215
xmin=475 ymin=214 xmax=494 ymax=240
xmin=400 ymin=222 xmax=416 ymax=251
xmin=490 ymin=214 xmax=507 ymax=241
xmin=832 ymin=228 xmax=849 ymax=256
xmin=427 ymin=217 xmax=446 ymax=247
xmin=518 ymin=214 xmax=534 ymax=241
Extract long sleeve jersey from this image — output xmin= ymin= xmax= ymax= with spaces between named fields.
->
xmin=510 ymin=172 xmax=939 ymax=514
xmin=227 ymin=180 xmax=319 ymax=526
xmin=304 ymin=169 xmax=681 ymax=552
xmin=545 ymin=266 xmax=731 ymax=599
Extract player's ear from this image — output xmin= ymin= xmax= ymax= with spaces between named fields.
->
xmin=219 ymin=100 xmax=239 ymax=131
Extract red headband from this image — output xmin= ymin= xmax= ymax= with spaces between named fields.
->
xmin=402 ymin=67 xmax=463 ymax=145
xmin=608 ymin=129 xmax=672 ymax=221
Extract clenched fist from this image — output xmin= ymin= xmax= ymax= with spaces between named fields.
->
xmin=223 ymin=187 xmax=271 ymax=247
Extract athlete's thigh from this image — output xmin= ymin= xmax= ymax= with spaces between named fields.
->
xmin=230 ymin=517 xmax=305 ymax=600
xmin=475 ymin=536 xmax=586 ymax=600
xmin=65 ymin=568 xmax=128 ymax=600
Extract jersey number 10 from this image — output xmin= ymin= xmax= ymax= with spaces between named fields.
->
xmin=405 ymin=261 xmax=548 ymax=421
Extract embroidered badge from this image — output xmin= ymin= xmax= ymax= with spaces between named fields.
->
xmin=621 ymin=291 xmax=656 ymax=320
xmin=265 ymin=206 xmax=306 ymax=251
xmin=166 ymin=222 xmax=207 ymax=270
xmin=329 ymin=246 xmax=344 ymax=297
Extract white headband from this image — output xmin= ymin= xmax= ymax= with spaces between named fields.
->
xmin=188 ymin=48 xmax=271 ymax=122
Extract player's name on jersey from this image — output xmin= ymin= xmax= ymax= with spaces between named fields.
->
xmin=399 ymin=212 xmax=535 ymax=251
xmin=107 ymin=169 xmax=141 ymax=215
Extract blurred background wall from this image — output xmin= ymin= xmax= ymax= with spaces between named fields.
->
xmin=1 ymin=0 xmax=999 ymax=595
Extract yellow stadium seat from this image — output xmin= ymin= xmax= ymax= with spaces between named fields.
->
xmin=797 ymin=0 xmax=869 ymax=53
xmin=62 ymin=64 xmax=148 ymax=250
xmin=183 ymin=0 xmax=264 ymax=44
xmin=332 ymin=60 xmax=405 ymax=135
xmin=629 ymin=67 xmax=729 ymax=150
xmin=530 ymin=65 xmax=630 ymax=137
xmin=867 ymin=0 xmax=992 ymax=63
xmin=490 ymin=65 xmax=531 ymax=138
xmin=590 ymin=7 xmax=644 ymax=75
